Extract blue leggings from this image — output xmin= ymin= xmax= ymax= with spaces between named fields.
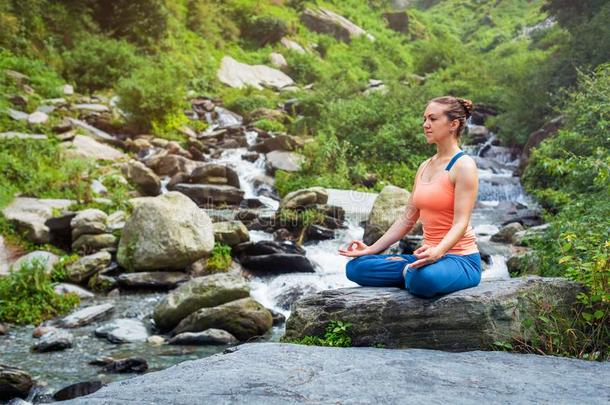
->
xmin=345 ymin=253 xmax=482 ymax=298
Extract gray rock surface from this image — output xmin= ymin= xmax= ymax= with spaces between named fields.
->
xmin=363 ymin=185 xmax=410 ymax=245
xmin=31 ymin=329 xmax=74 ymax=352
xmin=59 ymin=303 xmax=115 ymax=328
xmin=217 ymin=56 xmax=295 ymax=90
xmin=1 ymin=197 xmax=73 ymax=244
xmin=94 ymin=319 xmax=149 ymax=343
xmin=61 ymin=342 xmax=610 ymax=404
xmin=301 ymin=8 xmax=374 ymax=43
xmin=284 ymin=276 xmax=582 ymax=351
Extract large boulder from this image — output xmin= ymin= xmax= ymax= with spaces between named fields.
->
xmin=265 ymin=150 xmax=304 ymax=174
xmin=117 ymin=192 xmax=214 ymax=271
xmin=60 ymin=343 xmax=610 ymax=405
xmin=1 ymin=197 xmax=73 ymax=244
xmin=300 ymin=8 xmax=374 ymax=43
xmin=172 ymin=297 xmax=273 ymax=341
xmin=212 ymin=221 xmax=250 ymax=247
xmin=284 ymin=276 xmax=582 ymax=351
xmin=217 ymin=56 xmax=295 ymax=90
xmin=0 ymin=364 xmax=34 ymax=401
xmin=363 ymin=185 xmax=410 ymax=245
xmin=153 ymin=273 xmax=250 ymax=331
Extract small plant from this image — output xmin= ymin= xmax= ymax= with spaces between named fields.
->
xmin=253 ymin=118 xmax=285 ymax=133
xmin=207 ymin=243 xmax=232 ymax=272
xmin=51 ymin=254 xmax=79 ymax=282
xmin=0 ymin=258 xmax=80 ymax=325
xmin=286 ymin=320 xmax=353 ymax=347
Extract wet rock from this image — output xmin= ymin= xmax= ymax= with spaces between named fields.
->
xmin=0 ymin=323 xmax=8 ymax=335
xmin=464 ymin=125 xmax=490 ymax=145
xmin=11 ymin=251 xmax=59 ymax=274
xmin=275 ymin=285 xmax=317 ymax=311
xmin=153 ymin=273 xmax=250 ymax=331
xmin=31 ymin=329 xmax=74 ymax=352
xmin=32 ymin=325 xmax=57 ymax=338
xmin=60 ymin=303 xmax=115 ymax=328
xmin=270 ymin=309 xmax=286 ymax=325
xmin=66 ymin=251 xmax=112 ymax=284
xmin=117 ymin=272 xmax=189 ymax=290
xmin=241 ymin=152 xmax=259 ymax=162
xmin=117 ymin=192 xmax=214 ymax=271
xmin=285 ymin=277 xmax=582 ymax=351
xmin=54 ymin=283 xmax=95 ymax=299
xmin=233 ymin=240 xmax=306 ymax=257
xmin=491 ymin=222 xmax=525 ymax=243
xmin=67 ymin=118 xmax=121 ymax=146
xmin=1 ymin=197 xmax=73 ymax=244
xmin=0 ymin=364 xmax=34 ymax=401
xmin=265 ymin=150 xmax=304 ymax=174
xmin=122 ymin=161 xmax=161 ymax=196
xmin=174 ymin=184 xmax=244 ymax=207
xmin=217 ymin=56 xmax=295 ymax=90
xmin=95 ymin=319 xmax=149 ymax=344
xmin=280 ymin=187 xmax=328 ymax=209
xmin=53 ymin=380 xmax=103 ymax=401
xmin=88 ymin=273 xmax=118 ymax=293
xmin=363 ymin=185 xmax=410 ymax=246
xmin=506 ymin=251 xmax=540 ymax=276
xmin=300 ymin=8 xmax=374 ymax=43
xmin=168 ymin=329 xmax=238 ymax=345
xmin=212 ymin=221 xmax=250 ymax=247
xmin=189 ymin=163 xmax=240 ymax=188
xmin=91 ymin=357 xmax=148 ymax=374
xmin=146 ymin=335 xmax=165 ymax=345
xmin=239 ymin=253 xmax=315 ymax=275
xmin=172 ymin=297 xmax=273 ymax=341
xmin=306 ymin=224 xmax=335 ymax=240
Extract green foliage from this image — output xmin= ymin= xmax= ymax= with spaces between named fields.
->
xmin=286 ymin=320 xmax=353 ymax=347
xmin=241 ymin=15 xmax=288 ymax=46
xmin=0 ymin=50 xmax=64 ymax=100
xmin=253 ymin=118 xmax=285 ymax=133
xmin=221 ymin=87 xmax=279 ymax=118
xmin=116 ymin=62 xmax=187 ymax=131
xmin=0 ymin=258 xmax=80 ymax=325
xmin=62 ymin=34 xmax=140 ymax=93
xmin=283 ymin=50 xmax=323 ymax=84
xmin=51 ymin=254 xmax=79 ymax=283
xmin=207 ymin=243 xmax=233 ymax=272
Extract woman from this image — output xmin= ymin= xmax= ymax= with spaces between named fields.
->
xmin=338 ymin=96 xmax=481 ymax=298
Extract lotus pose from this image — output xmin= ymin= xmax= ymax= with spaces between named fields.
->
xmin=339 ymin=96 xmax=481 ymax=298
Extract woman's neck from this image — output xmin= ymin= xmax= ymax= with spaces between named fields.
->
xmin=434 ymin=139 xmax=461 ymax=160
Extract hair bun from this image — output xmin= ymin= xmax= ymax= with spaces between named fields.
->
xmin=457 ymin=98 xmax=473 ymax=119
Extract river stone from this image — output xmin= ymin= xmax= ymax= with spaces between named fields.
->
xmin=95 ymin=318 xmax=149 ymax=343
xmin=60 ymin=303 xmax=115 ymax=328
xmin=284 ymin=276 xmax=582 ymax=351
xmin=172 ymin=297 xmax=273 ymax=341
xmin=217 ymin=56 xmax=295 ymax=90
xmin=190 ymin=163 xmax=240 ymax=189
xmin=66 ymin=251 xmax=112 ymax=284
xmin=11 ymin=251 xmax=59 ymax=274
xmin=117 ymin=192 xmax=214 ymax=271
xmin=53 ymin=380 xmax=103 ymax=401
xmin=102 ymin=358 xmax=148 ymax=374
xmin=300 ymin=8 xmax=374 ymax=43
xmin=213 ymin=221 xmax=250 ymax=247
xmin=265 ymin=150 xmax=304 ymax=174
xmin=168 ymin=329 xmax=238 ymax=345
xmin=62 ymin=135 xmax=127 ymax=161
xmin=506 ymin=251 xmax=540 ymax=276
xmin=72 ymin=233 xmax=117 ymax=253
xmin=122 ymin=160 xmax=161 ymax=196
xmin=117 ymin=272 xmax=189 ymax=290
xmin=54 ymin=283 xmax=95 ymax=299
xmin=1 ymin=197 xmax=73 ymax=244
xmin=491 ymin=222 xmax=524 ymax=243
xmin=71 ymin=209 xmax=108 ymax=240
xmin=153 ymin=273 xmax=250 ymax=331
xmin=8 ymin=108 xmax=28 ymax=121
xmin=280 ymin=187 xmax=328 ymax=209
xmin=174 ymin=184 xmax=245 ymax=207
xmin=31 ymin=329 xmax=74 ymax=352
xmin=60 ymin=342 xmax=610 ymax=405
xmin=0 ymin=364 xmax=34 ymax=401
xmin=239 ymin=253 xmax=315 ymax=275
xmin=363 ymin=185 xmax=410 ymax=245
xmin=269 ymin=52 xmax=287 ymax=69
xmin=249 ymin=133 xmax=298 ymax=153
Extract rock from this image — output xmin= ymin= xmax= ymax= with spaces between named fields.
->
xmin=306 ymin=224 xmax=335 ymax=240
xmin=269 ymin=52 xmax=288 ymax=69
xmin=71 ymin=209 xmax=108 ymax=240
xmin=512 ymin=224 xmax=551 ymax=246
xmin=174 ymin=184 xmax=244 ymax=207
xmin=91 ymin=357 xmax=148 ymax=374
xmin=32 ymin=325 xmax=57 ymax=338
xmin=270 ymin=309 xmax=286 ymax=325
xmin=62 ymin=135 xmax=127 ymax=161
xmin=4 ymin=69 xmax=29 ymax=83
xmin=300 ymin=8 xmax=374 ymax=43
xmin=60 ymin=303 xmax=115 ymax=328
xmin=72 ymin=103 xmax=110 ymax=113
xmin=31 ymin=329 xmax=74 ymax=352
xmin=117 ymin=192 xmax=214 ymax=271
xmin=87 ymin=273 xmax=118 ymax=293
xmin=7 ymin=109 xmax=28 ymax=121
xmin=518 ymin=116 xmax=563 ymax=175
xmin=145 ymin=153 xmax=195 ymax=178
xmin=168 ymin=329 xmax=238 ymax=345
xmin=53 ymin=380 xmax=103 ymax=401
xmin=62 ymin=343 xmax=610 ymax=404
xmin=95 ymin=319 xmax=149 ymax=343
xmin=506 ymin=251 xmax=540 ymax=276
xmin=146 ymin=335 xmax=165 ymax=345
xmin=1 ymin=197 xmax=73 ymax=244
xmin=172 ymin=297 xmax=273 ymax=340
xmin=189 ymin=163 xmax=240 ymax=188
xmin=62 ymin=84 xmax=74 ymax=95
xmin=27 ymin=111 xmax=48 ymax=125
xmin=123 ymin=161 xmax=161 ymax=196
xmin=284 ymin=277 xmax=582 ymax=351
xmin=382 ymin=11 xmax=409 ymax=33
xmin=241 ymin=152 xmax=259 ymax=162
xmin=117 ymin=272 xmax=189 ymax=290
xmin=275 ymin=284 xmax=317 ymax=311
xmin=0 ymin=364 xmax=34 ymax=401
xmin=265 ymin=150 xmax=304 ymax=174
xmin=280 ymin=37 xmax=306 ymax=53
xmin=363 ymin=185 xmax=410 ymax=246
xmin=0 ymin=131 xmax=46 ymax=139
xmin=239 ymin=254 xmax=315 ymax=275
xmin=66 ymin=251 xmax=112 ymax=284
xmin=280 ymin=187 xmax=328 ymax=209
xmin=213 ymin=221 xmax=250 ymax=247
xmin=0 ymin=323 xmax=8 ymax=335
xmin=72 ymin=233 xmax=117 ymax=253
xmin=46 ymin=211 xmax=77 ymax=249
xmin=11 ymin=251 xmax=59 ymax=274
xmin=67 ymin=118 xmax=121 ymax=146
xmin=217 ymin=56 xmax=295 ymax=90
xmin=153 ymin=273 xmax=250 ymax=331
xmin=465 ymin=125 xmax=490 ymax=145
xmin=250 ymin=134 xmax=298 ymax=153
xmin=233 ymin=240 xmax=306 ymax=257
xmin=54 ymin=283 xmax=95 ymax=299
xmin=491 ymin=222 xmax=525 ymax=243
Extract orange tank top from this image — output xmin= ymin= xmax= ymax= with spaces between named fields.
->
xmin=412 ymin=152 xmax=478 ymax=255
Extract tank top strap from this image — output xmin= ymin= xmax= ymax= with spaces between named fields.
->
xmin=444 ymin=151 xmax=465 ymax=171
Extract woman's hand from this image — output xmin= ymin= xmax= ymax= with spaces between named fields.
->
xmin=408 ymin=245 xmax=445 ymax=269
xmin=338 ymin=240 xmax=373 ymax=257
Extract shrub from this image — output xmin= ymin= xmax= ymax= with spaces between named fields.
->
xmin=283 ymin=50 xmax=323 ymax=84
xmin=207 ymin=243 xmax=232 ymax=272
xmin=241 ymin=15 xmax=288 ymax=46
xmin=0 ymin=258 xmax=80 ymax=325
xmin=253 ymin=118 xmax=285 ymax=132
xmin=0 ymin=50 xmax=64 ymax=99
xmin=62 ymin=34 xmax=140 ymax=92
xmin=116 ymin=63 xmax=187 ymax=131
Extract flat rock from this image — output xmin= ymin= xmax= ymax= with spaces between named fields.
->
xmin=31 ymin=329 xmax=74 ymax=352
xmin=117 ymin=271 xmax=189 ymax=290
xmin=168 ymin=329 xmax=238 ymax=346
xmin=284 ymin=276 xmax=582 ymax=351
xmin=1 ymin=197 xmax=73 ymax=244
xmin=59 ymin=303 xmax=115 ymax=328
xmin=94 ymin=318 xmax=149 ymax=343
xmin=0 ymin=131 xmax=47 ymax=139
xmin=60 ymin=343 xmax=610 ymax=405
xmin=301 ymin=8 xmax=374 ymax=43
xmin=62 ymin=135 xmax=127 ymax=161
xmin=217 ymin=56 xmax=294 ymax=90
xmin=54 ymin=283 xmax=95 ymax=299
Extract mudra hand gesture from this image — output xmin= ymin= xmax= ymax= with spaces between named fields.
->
xmin=338 ymin=240 xmax=373 ymax=257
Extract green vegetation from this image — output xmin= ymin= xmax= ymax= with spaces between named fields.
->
xmin=285 ymin=320 xmax=353 ymax=347
xmin=207 ymin=243 xmax=233 ymax=272
xmin=0 ymin=258 xmax=80 ymax=325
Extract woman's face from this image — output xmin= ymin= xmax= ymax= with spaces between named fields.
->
xmin=422 ymin=102 xmax=458 ymax=144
